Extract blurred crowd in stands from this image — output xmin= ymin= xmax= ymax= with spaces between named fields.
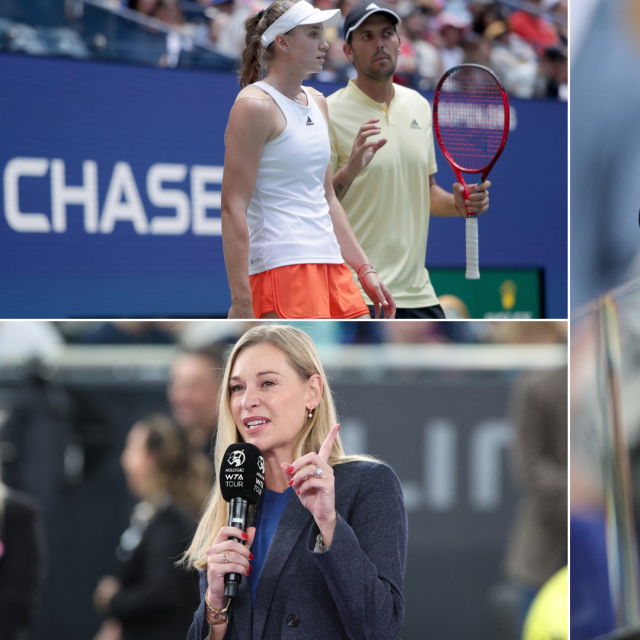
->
xmin=123 ymin=0 xmax=567 ymax=100
xmin=0 ymin=320 xmax=567 ymax=362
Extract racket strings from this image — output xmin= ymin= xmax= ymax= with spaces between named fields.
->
xmin=436 ymin=67 xmax=506 ymax=172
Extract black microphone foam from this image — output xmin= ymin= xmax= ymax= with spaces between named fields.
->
xmin=219 ymin=442 xmax=265 ymax=504
xmin=220 ymin=443 xmax=265 ymax=599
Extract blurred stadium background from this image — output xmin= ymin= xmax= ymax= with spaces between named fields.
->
xmin=0 ymin=0 xmax=567 ymax=319
xmin=0 ymin=319 xmax=567 ymax=640
xmin=571 ymin=3 xmax=640 ymax=638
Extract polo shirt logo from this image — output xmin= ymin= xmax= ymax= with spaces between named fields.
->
xmin=410 ymin=119 xmax=421 ymax=129
xmin=306 ymin=116 xmax=314 ymax=126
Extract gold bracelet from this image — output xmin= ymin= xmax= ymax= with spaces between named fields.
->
xmin=205 ymin=588 xmax=230 ymax=625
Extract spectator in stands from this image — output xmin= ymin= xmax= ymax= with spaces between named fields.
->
xmin=154 ymin=0 xmax=186 ymax=26
xmin=549 ymin=0 xmax=567 ymax=48
xmin=504 ymin=366 xmax=568 ymax=635
xmin=0 ymin=476 xmax=47 ymax=640
xmin=208 ymin=0 xmax=251 ymax=58
xmin=537 ymin=47 xmax=567 ymax=101
xmin=399 ymin=8 xmax=441 ymax=89
xmin=128 ymin=0 xmax=159 ymax=16
xmin=93 ymin=414 xmax=209 ymax=640
xmin=485 ymin=19 xmax=537 ymax=98
xmin=81 ymin=322 xmax=178 ymax=345
xmin=508 ymin=0 xmax=559 ymax=55
xmin=168 ymin=344 xmax=228 ymax=455
xmin=436 ymin=12 xmax=467 ymax=71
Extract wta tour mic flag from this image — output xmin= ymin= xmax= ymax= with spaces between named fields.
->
xmin=220 ymin=442 xmax=265 ymax=505
xmin=220 ymin=442 xmax=265 ymax=598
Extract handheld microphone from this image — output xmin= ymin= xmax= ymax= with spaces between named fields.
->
xmin=219 ymin=442 xmax=265 ymax=598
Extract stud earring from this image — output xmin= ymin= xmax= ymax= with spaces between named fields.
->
xmin=308 ymin=408 xmax=313 ymax=418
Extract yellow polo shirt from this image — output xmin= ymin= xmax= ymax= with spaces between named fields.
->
xmin=327 ymin=80 xmax=439 ymax=308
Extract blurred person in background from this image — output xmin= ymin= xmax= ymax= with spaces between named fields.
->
xmin=484 ymin=20 xmax=538 ymax=99
xmin=183 ymin=324 xmax=407 ymax=640
xmin=127 ymin=0 xmax=159 ymax=16
xmin=537 ymin=47 xmax=567 ymax=101
xmin=504 ymin=365 xmax=568 ymax=636
xmin=93 ymin=414 xmax=210 ymax=640
xmin=153 ymin=0 xmax=187 ymax=26
xmin=435 ymin=12 xmax=467 ymax=70
xmin=168 ymin=344 xmax=229 ymax=456
xmin=0 ymin=321 xmax=62 ymax=362
xmin=81 ymin=322 xmax=178 ymax=345
xmin=522 ymin=566 xmax=568 ymax=640
xmin=0 ymin=472 xmax=47 ymax=640
xmin=208 ymin=0 xmax=252 ymax=59
xmin=328 ymin=3 xmax=490 ymax=319
xmin=399 ymin=7 xmax=441 ymax=89
xmin=508 ymin=0 xmax=559 ymax=55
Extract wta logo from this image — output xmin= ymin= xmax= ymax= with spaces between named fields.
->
xmin=227 ymin=450 xmax=246 ymax=467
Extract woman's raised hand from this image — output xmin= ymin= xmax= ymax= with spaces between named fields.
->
xmin=205 ymin=526 xmax=256 ymax=608
xmin=280 ymin=423 xmax=340 ymax=546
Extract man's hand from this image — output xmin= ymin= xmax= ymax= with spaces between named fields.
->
xmin=453 ymin=180 xmax=491 ymax=217
xmin=346 ymin=119 xmax=387 ymax=178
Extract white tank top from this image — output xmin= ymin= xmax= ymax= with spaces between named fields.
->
xmin=245 ymin=81 xmax=344 ymax=276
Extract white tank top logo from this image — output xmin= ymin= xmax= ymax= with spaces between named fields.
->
xmin=245 ymin=82 xmax=343 ymax=275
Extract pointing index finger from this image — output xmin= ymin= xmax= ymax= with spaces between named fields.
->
xmin=318 ymin=423 xmax=340 ymax=462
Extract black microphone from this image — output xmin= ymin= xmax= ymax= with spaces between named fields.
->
xmin=220 ymin=442 xmax=265 ymax=598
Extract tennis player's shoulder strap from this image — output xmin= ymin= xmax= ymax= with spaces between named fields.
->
xmin=234 ymin=84 xmax=271 ymax=102
xmin=304 ymin=86 xmax=329 ymax=125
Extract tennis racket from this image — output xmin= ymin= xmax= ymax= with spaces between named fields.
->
xmin=433 ymin=64 xmax=510 ymax=279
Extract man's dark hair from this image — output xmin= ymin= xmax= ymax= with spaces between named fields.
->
xmin=181 ymin=342 xmax=231 ymax=377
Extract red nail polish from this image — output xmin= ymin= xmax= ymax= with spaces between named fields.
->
xmin=297 ymin=490 xmax=300 ymax=495
xmin=242 ymin=532 xmax=249 ymax=540
xmin=287 ymin=466 xmax=294 ymax=474
xmin=249 ymin=553 xmax=254 ymax=560
xmin=288 ymin=479 xmax=294 ymax=486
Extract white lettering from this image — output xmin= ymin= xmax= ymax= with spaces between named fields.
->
xmin=191 ymin=165 xmax=222 ymax=235
xmin=4 ymin=158 xmax=51 ymax=232
xmin=51 ymin=159 xmax=99 ymax=233
xmin=100 ymin=162 xmax=148 ymax=234
xmin=147 ymin=163 xmax=190 ymax=235
xmin=468 ymin=419 xmax=512 ymax=510
xmin=425 ymin=420 xmax=457 ymax=510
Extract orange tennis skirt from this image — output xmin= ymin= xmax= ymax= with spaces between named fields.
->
xmin=249 ymin=263 xmax=370 ymax=319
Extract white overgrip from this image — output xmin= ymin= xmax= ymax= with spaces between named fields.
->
xmin=465 ymin=216 xmax=480 ymax=280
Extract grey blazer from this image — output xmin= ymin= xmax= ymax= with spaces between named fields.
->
xmin=187 ymin=460 xmax=407 ymax=640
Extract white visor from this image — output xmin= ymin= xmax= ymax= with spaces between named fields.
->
xmin=260 ymin=1 xmax=341 ymax=48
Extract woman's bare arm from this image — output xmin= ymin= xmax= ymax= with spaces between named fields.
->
xmin=221 ymin=93 xmax=275 ymax=319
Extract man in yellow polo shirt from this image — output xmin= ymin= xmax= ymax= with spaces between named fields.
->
xmin=327 ymin=3 xmax=491 ymax=318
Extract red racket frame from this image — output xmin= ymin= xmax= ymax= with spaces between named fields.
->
xmin=432 ymin=63 xmax=510 ymax=280
xmin=433 ymin=63 xmax=510 ymax=209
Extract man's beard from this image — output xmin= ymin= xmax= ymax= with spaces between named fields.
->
xmin=357 ymin=52 xmax=396 ymax=81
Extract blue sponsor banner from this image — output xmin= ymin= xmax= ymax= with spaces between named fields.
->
xmin=0 ymin=53 xmax=567 ymax=318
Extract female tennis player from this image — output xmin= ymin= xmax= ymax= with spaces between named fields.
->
xmin=221 ymin=0 xmax=396 ymax=319
xmin=184 ymin=324 xmax=407 ymax=640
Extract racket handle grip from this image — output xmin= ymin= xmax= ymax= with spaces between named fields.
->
xmin=465 ymin=216 xmax=480 ymax=280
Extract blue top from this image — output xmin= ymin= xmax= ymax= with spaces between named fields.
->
xmin=250 ymin=487 xmax=293 ymax=608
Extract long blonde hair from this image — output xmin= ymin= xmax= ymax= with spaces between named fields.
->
xmin=239 ymin=0 xmax=301 ymax=87
xmin=184 ymin=324 xmax=377 ymax=570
